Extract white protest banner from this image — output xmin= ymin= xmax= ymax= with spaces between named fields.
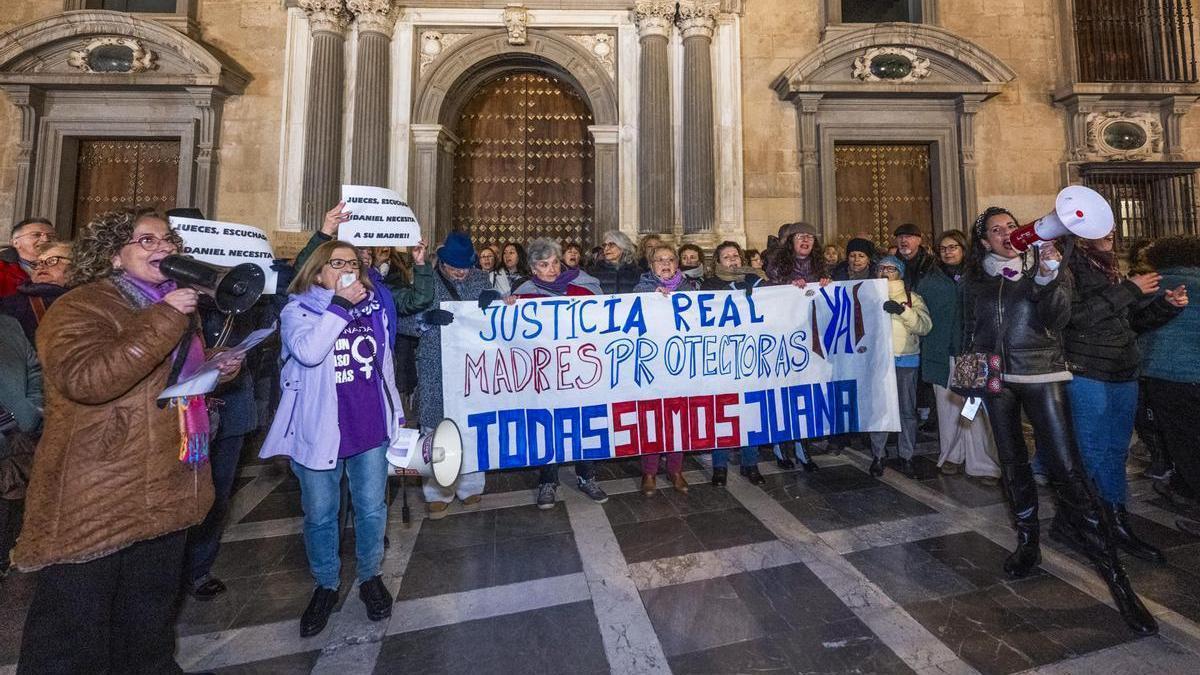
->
xmin=339 ymin=185 xmax=421 ymax=247
xmin=440 ymin=282 xmax=899 ymax=473
xmin=169 ymin=217 xmax=279 ymax=294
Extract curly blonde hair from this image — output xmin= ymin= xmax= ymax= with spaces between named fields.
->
xmin=70 ymin=207 xmax=179 ymax=286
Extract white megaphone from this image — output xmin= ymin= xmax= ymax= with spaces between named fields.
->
xmin=1010 ymin=186 xmax=1115 ymax=252
xmin=385 ymin=419 xmax=464 ymax=487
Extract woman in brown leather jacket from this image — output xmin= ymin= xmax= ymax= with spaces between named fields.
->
xmin=963 ymin=206 xmax=1156 ymax=636
xmin=14 ymin=207 xmax=241 ymax=675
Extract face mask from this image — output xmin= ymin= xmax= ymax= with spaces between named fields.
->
xmin=340 ymin=273 xmax=356 ymax=289
xmin=1035 ymin=242 xmax=1060 ymax=272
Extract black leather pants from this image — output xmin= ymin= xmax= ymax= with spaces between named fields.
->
xmin=985 ymin=381 xmax=1097 ymax=526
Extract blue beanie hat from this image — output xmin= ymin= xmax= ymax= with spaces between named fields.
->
xmin=878 ymin=255 xmax=905 ymax=276
xmin=437 ymin=231 xmax=476 ymax=268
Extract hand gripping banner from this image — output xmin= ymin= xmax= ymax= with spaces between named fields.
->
xmin=440 ymin=282 xmax=900 ymax=473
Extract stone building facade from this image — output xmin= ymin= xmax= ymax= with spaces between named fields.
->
xmin=1 ymin=1 xmax=1197 ymax=255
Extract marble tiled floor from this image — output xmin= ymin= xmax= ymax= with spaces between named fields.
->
xmin=3 ymin=436 xmax=1200 ymax=674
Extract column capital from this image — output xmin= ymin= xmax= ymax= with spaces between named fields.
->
xmin=588 ymin=124 xmax=621 ymax=145
xmin=299 ymin=0 xmax=350 ymax=35
xmin=347 ymin=0 xmax=397 ymax=35
xmin=634 ymin=1 xmax=677 ymax=40
xmin=411 ymin=124 xmax=461 ymax=151
xmin=676 ymin=1 xmax=719 ymax=40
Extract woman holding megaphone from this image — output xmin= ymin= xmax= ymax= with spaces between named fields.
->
xmin=962 ymin=207 xmax=1157 ymax=636
xmin=14 ymin=207 xmax=242 ymax=674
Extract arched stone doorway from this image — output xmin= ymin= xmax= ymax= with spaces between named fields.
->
xmin=409 ymin=30 xmax=619 ymax=246
xmin=452 ymin=70 xmax=595 ymax=248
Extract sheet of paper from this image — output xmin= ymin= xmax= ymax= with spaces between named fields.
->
xmin=339 ymin=185 xmax=421 ymax=247
xmin=159 ymin=368 xmax=221 ymax=400
xmin=960 ymin=396 xmax=982 ymax=421
xmin=205 ymin=322 xmax=277 ymax=366
xmin=170 ymin=217 xmax=279 ymax=294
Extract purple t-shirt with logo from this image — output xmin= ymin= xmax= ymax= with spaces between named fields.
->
xmin=333 ymin=299 xmax=389 ymax=458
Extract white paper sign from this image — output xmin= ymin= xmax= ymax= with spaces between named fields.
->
xmin=169 ymin=217 xmax=279 ymax=294
xmin=339 ymin=185 xmax=421 ymax=247
xmin=440 ymin=282 xmax=901 ymax=473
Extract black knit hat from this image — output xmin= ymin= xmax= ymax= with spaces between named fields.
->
xmin=845 ymin=237 xmax=876 ymax=259
xmin=893 ymin=223 xmax=923 ymax=238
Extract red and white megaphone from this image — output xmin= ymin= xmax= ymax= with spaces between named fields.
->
xmin=1010 ymin=186 xmax=1114 ymax=251
xmin=385 ymin=419 xmax=464 ymax=487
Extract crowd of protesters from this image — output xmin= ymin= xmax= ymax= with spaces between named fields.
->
xmin=0 ymin=197 xmax=1198 ymax=669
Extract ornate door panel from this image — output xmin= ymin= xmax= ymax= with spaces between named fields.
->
xmin=453 ymin=71 xmax=594 ymax=247
xmin=73 ymin=139 xmax=180 ymax=236
xmin=834 ymin=143 xmax=933 ymax=249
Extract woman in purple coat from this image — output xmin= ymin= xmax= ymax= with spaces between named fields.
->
xmin=259 ymin=240 xmax=408 ymax=639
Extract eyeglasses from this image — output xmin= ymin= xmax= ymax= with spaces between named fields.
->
xmin=794 ymin=234 xmax=816 ymax=242
xmin=602 ymin=242 xmax=619 ymax=249
xmin=533 ymin=259 xmax=558 ymax=268
xmin=14 ymin=230 xmax=55 ymax=243
xmin=31 ymin=256 xmax=71 ymax=270
xmin=124 ymin=233 xmax=181 ymax=252
xmin=938 ymin=244 xmax=962 ymax=252
xmin=326 ymin=259 xmax=361 ymax=270
xmin=879 ymin=266 xmax=900 ymax=274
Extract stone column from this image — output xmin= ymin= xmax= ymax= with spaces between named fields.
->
xmin=299 ymin=0 xmax=350 ymax=230
xmin=409 ymin=124 xmax=460 ymax=244
xmin=589 ymin=125 xmax=621 ymax=239
xmin=1161 ymin=95 xmax=1199 ymax=162
xmin=676 ymin=1 xmax=718 ymax=236
xmin=186 ymin=87 xmax=227 ymax=217
xmin=957 ymin=95 xmax=985 ymax=226
xmin=794 ymin=94 xmax=822 ymax=226
xmin=347 ymin=0 xmax=397 ymax=187
xmin=634 ymin=1 xmax=677 ymax=235
xmin=3 ymin=85 xmax=44 ymax=223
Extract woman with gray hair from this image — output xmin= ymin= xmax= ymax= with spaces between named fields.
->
xmin=510 ymin=239 xmax=609 ymax=509
xmin=588 ymin=230 xmax=641 ymax=295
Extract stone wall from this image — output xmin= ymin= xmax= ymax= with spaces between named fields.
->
xmin=0 ymin=0 xmax=59 ymax=241
xmin=0 ymin=0 xmax=289 ymax=243
xmin=198 ymin=0 xmax=289 ymax=235
xmin=737 ymin=0 xmax=1200 ymax=249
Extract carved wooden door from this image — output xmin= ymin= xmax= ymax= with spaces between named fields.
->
xmin=73 ymin=139 xmax=180 ymax=236
xmin=452 ymin=71 xmax=595 ymax=247
xmin=834 ymin=143 xmax=934 ymax=249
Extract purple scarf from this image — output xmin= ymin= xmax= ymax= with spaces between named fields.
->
xmin=792 ymin=256 xmax=815 ymax=282
xmin=114 ymin=273 xmax=210 ymax=465
xmin=658 ymin=270 xmax=686 ymax=291
xmin=531 ymin=267 xmax=581 ymax=295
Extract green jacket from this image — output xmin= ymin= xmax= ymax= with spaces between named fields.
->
xmin=294 ymin=232 xmax=434 ymax=317
xmin=0 ymin=314 xmax=42 ymax=458
xmin=915 ymin=265 xmax=962 ymax=387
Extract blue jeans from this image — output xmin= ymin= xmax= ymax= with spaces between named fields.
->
xmin=292 ymin=444 xmax=389 ymax=589
xmin=712 ymin=446 xmax=761 ymax=469
xmin=539 ymin=461 xmax=595 ymax=486
xmin=1067 ymin=376 xmax=1138 ymax=504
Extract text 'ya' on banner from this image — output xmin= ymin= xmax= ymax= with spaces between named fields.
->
xmin=339 ymin=185 xmax=421 ymax=247
xmin=169 ymin=216 xmax=279 ymax=294
xmin=440 ymin=282 xmax=900 ymax=472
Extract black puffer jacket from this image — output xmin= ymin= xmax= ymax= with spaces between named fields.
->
xmin=1063 ymin=248 xmax=1181 ymax=382
xmin=588 ymin=259 xmax=641 ymax=295
xmin=963 ymin=265 xmax=1073 ymax=382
